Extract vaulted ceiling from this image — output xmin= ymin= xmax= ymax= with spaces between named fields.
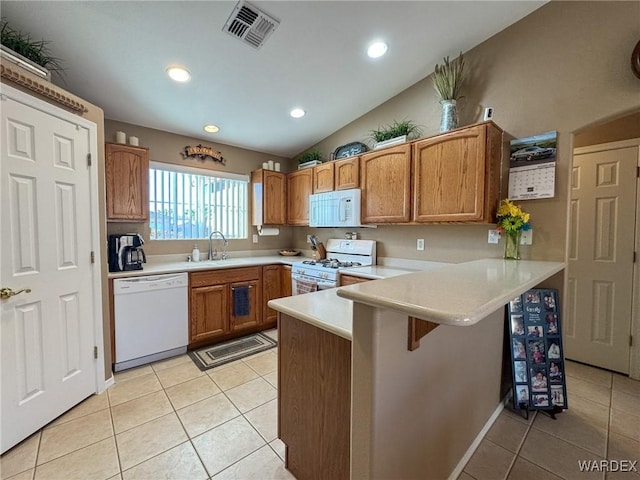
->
xmin=2 ymin=1 xmax=545 ymax=157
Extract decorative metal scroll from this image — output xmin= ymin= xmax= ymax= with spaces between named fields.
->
xmin=180 ymin=144 xmax=225 ymax=164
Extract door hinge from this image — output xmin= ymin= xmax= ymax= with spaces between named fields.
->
xmin=634 ymin=251 xmax=637 ymax=263
xmin=90 ymin=251 xmax=95 ymax=264
xmin=87 ymin=153 xmax=92 ymax=166
xmin=94 ymin=346 xmax=98 ymax=359
xmin=631 ymin=335 xmax=634 ymax=347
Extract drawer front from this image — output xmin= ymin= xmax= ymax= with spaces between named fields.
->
xmin=190 ymin=267 xmax=261 ymax=287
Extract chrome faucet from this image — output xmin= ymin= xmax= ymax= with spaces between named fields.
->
xmin=208 ymin=231 xmax=228 ymax=260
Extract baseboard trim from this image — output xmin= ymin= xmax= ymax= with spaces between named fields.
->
xmin=447 ymin=399 xmax=506 ymax=480
xmin=104 ymin=375 xmax=115 ymax=390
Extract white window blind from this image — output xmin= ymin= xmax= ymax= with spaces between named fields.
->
xmin=149 ymin=162 xmax=249 ymax=240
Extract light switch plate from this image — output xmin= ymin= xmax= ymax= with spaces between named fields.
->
xmin=417 ymin=239 xmax=425 ymax=251
xmin=488 ymin=229 xmax=501 ymax=244
xmin=520 ymin=229 xmax=533 ymax=245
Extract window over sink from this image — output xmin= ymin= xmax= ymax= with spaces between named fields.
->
xmin=149 ymin=162 xmax=249 ymax=240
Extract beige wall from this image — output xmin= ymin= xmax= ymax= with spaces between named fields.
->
xmin=301 ymin=1 xmax=640 ymax=268
xmin=104 ymin=120 xmax=296 ymax=256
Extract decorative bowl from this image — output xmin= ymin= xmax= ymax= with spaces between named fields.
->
xmin=279 ymin=250 xmax=301 ymax=256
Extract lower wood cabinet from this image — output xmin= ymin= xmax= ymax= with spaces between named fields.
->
xmin=189 ymin=267 xmax=262 ymax=347
xmin=339 ymin=274 xmax=370 ymax=286
xmin=262 ymin=265 xmax=283 ymax=325
xmin=281 ymin=265 xmax=292 ymax=297
xmin=190 ymin=283 xmax=228 ymax=344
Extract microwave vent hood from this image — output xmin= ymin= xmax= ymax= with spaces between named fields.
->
xmin=309 ymin=188 xmax=362 ymax=228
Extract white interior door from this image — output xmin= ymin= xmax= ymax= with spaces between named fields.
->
xmin=565 ymin=139 xmax=639 ymax=374
xmin=1 ymin=85 xmax=100 ymax=453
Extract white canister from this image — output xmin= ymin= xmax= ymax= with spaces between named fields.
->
xmin=275 ymin=162 xmax=281 ymax=172
xmin=115 ymin=131 xmax=126 ymax=144
xmin=129 ymin=136 xmax=139 ymax=146
xmin=192 ymin=245 xmax=200 ymax=262
xmin=268 ymin=160 xmax=274 ymax=170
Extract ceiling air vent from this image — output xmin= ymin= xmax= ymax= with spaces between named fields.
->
xmin=223 ymin=1 xmax=280 ymax=49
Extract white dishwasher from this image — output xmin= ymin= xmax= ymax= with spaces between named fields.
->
xmin=113 ymin=273 xmax=188 ymax=372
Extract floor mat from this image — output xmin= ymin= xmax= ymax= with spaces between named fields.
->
xmin=188 ymin=332 xmax=277 ymax=371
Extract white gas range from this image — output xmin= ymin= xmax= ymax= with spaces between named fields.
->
xmin=291 ymin=239 xmax=376 ymax=294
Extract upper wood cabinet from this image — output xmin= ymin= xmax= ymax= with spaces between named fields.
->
xmin=287 ymin=169 xmax=313 ymax=225
xmin=105 ymin=143 xmax=149 ymax=221
xmin=334 ymin=157 xmax=360 ymax=190
xmin=313 ymin=163 xmax=335 ymax=193
xmin=360 ymin=144 xmax=412 ymax=223
xmin=251 ymin=169 xmax=286 ymax=226
xmin=412 ymin=122 xmax=503 ymax=223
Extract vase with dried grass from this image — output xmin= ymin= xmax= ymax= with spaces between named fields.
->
xmin=432 ymin=52 xmax=465 ymax=132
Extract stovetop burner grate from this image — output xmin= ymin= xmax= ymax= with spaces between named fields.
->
xmin=302 ymin=259 xmax=362 ymax=269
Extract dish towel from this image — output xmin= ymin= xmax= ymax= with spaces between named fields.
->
xmin=295 ymin=279 xmax=318 ymax=295
xmin=233 ymin=286 xmax=250 ymax=317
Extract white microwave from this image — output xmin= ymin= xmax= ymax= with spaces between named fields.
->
xmin=309 ymin=188 xmax=362 ymax=228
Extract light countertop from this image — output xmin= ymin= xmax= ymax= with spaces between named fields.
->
xmin=337 ymin=259 xmax=565 ymax=326
xmin=338 ymin=263 xmax=446 ymax=280
xmin=268 ymin=289 xmax=353 ymax=340
xmin=107 ymin=255 xmax=304 ymax=279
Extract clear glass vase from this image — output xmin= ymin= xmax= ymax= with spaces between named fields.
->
xmin=439 ymin=99 xmax=458 ymax=133
xmin=504 ymin=230 xmax=522 ymax=260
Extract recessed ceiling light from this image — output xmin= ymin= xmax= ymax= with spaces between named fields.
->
xmin=203 ymin=124 xmax=220 ymax=133
xmin=367 ymin=41 xmax=388 ymax=59
xmin=290 ymin=108 xmax=306 ymax=118
xmin=166 ymin=65 xmax=191 ymax=82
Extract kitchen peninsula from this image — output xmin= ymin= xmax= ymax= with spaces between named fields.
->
xmin=269 ymin=258 xmax=565 ymax=480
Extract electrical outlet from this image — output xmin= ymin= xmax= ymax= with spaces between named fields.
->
xmin=417 ymin=239 xmax=425 ymax=251
xmin=252 ymin=234 xmax=258 ymax=244
xmin=520 ymin=229 xmax=533 ymax=245
xmin=306 ymin=235 xmax=312 ymax=243
xmin=488 ymin=229 xmax=501 ymax=244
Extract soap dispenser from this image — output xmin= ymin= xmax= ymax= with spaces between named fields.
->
xmin=192 ymin=245 xmax=200 ymax=262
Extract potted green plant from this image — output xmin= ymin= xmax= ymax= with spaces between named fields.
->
xmin=369 ymin=119 xmax=422 ymax=150
xmin=0 ymin=18 xmax=63 ymax=80
xmin=432 ymin=52 xmax=465 ymax=132
xmin=297 ymin=149 xmax=323 ymax=169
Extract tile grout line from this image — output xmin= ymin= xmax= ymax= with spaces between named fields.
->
xmin=501 ymin=408 xmax=537 ymax=480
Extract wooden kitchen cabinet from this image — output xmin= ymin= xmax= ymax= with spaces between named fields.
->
xmin=105 ymin=143 xmax=149 ymax=221
xmin=334 ymin=156 xmax=360 ymax=190
xmin=360 ymin=144 xmax=412 ymax=223
xmin=339 ymin=274 xmax=370 ymax=286
xmin=251 ymin=169 xmax=286 ymax=226
xmin=262 ymin=264 xmax=284 ymax=325
xmin=190 ymin=284 xmax=228 ymax=343
xmin=313 ymin=163 xmax=335 ymax=193
xmin=287 ymin=169 xmax=313 ymax=225
xmin=281 ymin=265 xmax=292 ymax=297
xmin=230 ymin=279 xmax=260 ymax=332
xmin=189 ymin=267 xmax=262 ymax=347
xmin=412 ymin=122 xmax=503 ymax=223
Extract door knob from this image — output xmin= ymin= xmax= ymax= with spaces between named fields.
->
xmin=0 ymin=287 xmax=32 ymax=300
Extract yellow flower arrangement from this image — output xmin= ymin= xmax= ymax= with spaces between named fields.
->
xmin=496 ymin=199 xmax=531 ymax=233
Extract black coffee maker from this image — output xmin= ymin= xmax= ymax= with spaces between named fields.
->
xmin=108 ymin=234 xmax=146 ymax=272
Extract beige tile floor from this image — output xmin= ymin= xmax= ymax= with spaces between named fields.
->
xmin=0 ymin=329 xmax=293 ymax=480
xmin=2 ymin=336 xmax=638 ymax=480
xmin=460 ymin=361 xmax=640 ymax=480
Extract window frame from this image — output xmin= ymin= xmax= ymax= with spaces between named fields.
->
xmin=148 ymin=161 xmax=250 ymax=241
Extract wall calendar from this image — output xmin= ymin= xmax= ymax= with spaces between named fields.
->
xmin=508 ymin=131 xmax=557 ymax=200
